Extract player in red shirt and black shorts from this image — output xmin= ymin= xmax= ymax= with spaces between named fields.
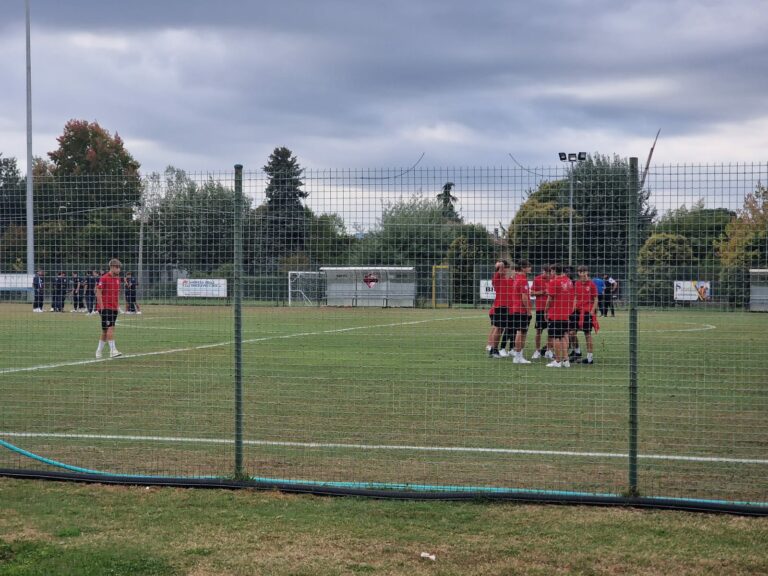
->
xmin=571 ymin=265 xmax=599 ymax=364
xmin=508 ymin=260 xmax=533 ymax=364
xmin=544 ymin=263 xmax=575 ymax=368
xmin=95 ymin=258 xmax=123 ymax=359
xmin=486 ymin=260 xmax=512 ymax=358
xmin=530 ymin=264 xmax=553 ymax=360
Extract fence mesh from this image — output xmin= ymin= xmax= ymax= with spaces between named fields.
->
xmin=1 ymin=159 xmax=766 ymax=510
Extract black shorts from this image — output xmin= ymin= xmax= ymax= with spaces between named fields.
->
xmin=490 ymin=307 xmax=510 ymax=328
xmin=568 ymin=312 xmax=579 ymax=332
xmin=535 ymin=310 xmax=548 ymax=330
xmin=548 ymin=320 xmax=570 ymax=339
xmin=100 ymin=309 xmax=118 ymax=330
xmin=509 ymin=312 xmax=531 ymax=333
xmin=574 ymin=311 xmax=594 ymax=333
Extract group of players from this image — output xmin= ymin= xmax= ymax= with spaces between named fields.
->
xmin=486 ymin=260 xmax=610 ymax=368
xmin=31 ymin=268 xmax=140 ymax=315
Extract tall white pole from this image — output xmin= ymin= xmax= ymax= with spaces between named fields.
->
xmin=25 ymin=0 xmax=35 ymax=277
xmin=568 ymin=165 xmax=574 ymax=267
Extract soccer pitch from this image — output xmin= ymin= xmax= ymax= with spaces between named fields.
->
xmin=1 ymin=303 xmax=766 ymax=505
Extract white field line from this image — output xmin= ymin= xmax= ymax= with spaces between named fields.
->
xmin=0 ymin=316 xmax=474 ymax=376
xmin=1 ymin=431 xmax=765 ymax=465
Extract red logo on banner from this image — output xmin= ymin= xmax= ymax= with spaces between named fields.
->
xmin=363 ymin=273 xmax=379 ymax=288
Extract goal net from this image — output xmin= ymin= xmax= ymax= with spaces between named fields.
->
xmin=287 ymin=271 xmax=325 ymax=306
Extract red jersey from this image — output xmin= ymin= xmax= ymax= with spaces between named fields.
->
xmin=489 ymin=271 xmax=513 ymax=314
xmin=546 ymin=275 xmax=574 ymax=321
xmin=97 ymin=273 xmax=121 ymax=310
xmin=531 ymin=273 xmax=549 ymax=311
xmin=575 ymin=280 xmax=597 ymax=312
xmin=508 ymin=273 xmax=531 ymax=314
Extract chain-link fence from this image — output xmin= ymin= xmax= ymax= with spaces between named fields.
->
xmin=1 ymin=159 xmax=766 ymax=512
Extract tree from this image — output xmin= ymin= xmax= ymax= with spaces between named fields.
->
xmin=638 ymin=233 xmax=696 ymax=306
xmin=507 ymin=183 xmax=580 ymax=269
xmin=510 ymin=154 xmax=656 ymax=278
xmin=260 ymin=147 xmax=308 ymax=271
xmin=350 ymin=197 xmax=462 ymax=300
xmin=446 ymin=224 xmax=495 ymax=304
xmin=437 ymin=182 xmax=460 ymax=222
xmin=0 ymin=154 xmax=24 ymax=231
xmin=654 ymin=200 xmax=734 ymax=267
xmin=716 ymin=184 xmax=768 ymax=306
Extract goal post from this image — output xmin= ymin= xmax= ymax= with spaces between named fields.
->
xmin=432 ymin=265 xmax=451 ymax=308
xmin=287 ymin=271 xmax=325 ymax=306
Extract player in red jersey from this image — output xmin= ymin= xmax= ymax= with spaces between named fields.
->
xmin=544 ymin=263 xmax=574 ymax=368
xmin=530 ymin=264 xmax=553 ymax=360
xmin=508 ymin=260 xmax=533 ymax=364
xmin=486 ymin=259 xmax=512 ymax=358
xmin=571 ymin=265 xmax=600 ymax=364
xmin=95 ymin=258 xmax=123 ymax=359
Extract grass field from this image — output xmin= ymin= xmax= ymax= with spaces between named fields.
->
xmin=1 ymin=477 xmax=767 ymax=576
xmin=1 ymin=303 xmax=767 ymax=506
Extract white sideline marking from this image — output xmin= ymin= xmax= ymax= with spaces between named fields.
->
xmin=0 ymin=316 xmax=474 ymax=376
xmin=2 ymin=431 xmax=766 ymax=465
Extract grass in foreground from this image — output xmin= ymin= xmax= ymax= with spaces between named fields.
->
xmin=1 ymin=478 xmax=767 ymax=576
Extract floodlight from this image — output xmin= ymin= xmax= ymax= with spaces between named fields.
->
xmin=568 ymin=153 xmax=577 ymax=161
xmin=578 ymin=152 xmax=587 ymax=161
xmin=558 ymin=152 xmax=567 ymax=161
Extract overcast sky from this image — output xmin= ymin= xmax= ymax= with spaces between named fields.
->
xmin=1 ymin=0 xmax=767 ymax=178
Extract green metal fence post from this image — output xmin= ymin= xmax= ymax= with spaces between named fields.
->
xmin=628 ymin=157 xmax=639 ymax=497
xmin=233 ymin=164 xmax=244 ymax=479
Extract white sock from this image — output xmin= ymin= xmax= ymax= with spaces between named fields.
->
xmin=588 ymin=352 xmax=593 ymax=360
xmin=97 ymin=341 xmax=105 ymax=353
xmin=108 ymin=340 xmax=116 ymax=352
xmin=575 ymin=347 xmax=581 ymax=354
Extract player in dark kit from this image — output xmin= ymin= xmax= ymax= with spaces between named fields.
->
xmin=53 ymin=271 xmax=67 ymax=312
xmin=70 ymin=272 xmax=84 ymax=312
xmin=32 ymin=269 xmax=45 ymax=312
xmin=85 ymin=270 xmax=99 ymax=314
xmin=124 ymin=271 xmax=140 ymax=314
xmin=95 ymin=259 xmax=123 ymax=359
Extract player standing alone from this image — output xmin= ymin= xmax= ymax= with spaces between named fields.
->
xmin=544 ymin=264 xmax=574 ymax=368
xmin=95 ymin=259 xmax=123 ymax=359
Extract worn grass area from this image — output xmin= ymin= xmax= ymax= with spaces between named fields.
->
xmin=1 ymin=303 xmax=767 ymax=503
xmin=1 ymin=478 xmax=767 ymax=576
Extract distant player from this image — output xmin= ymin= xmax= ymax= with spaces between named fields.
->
xmin=593 ymin=273 xmax=606 ymax=316
xmin=544 ymin=264 xmax=574 ymax=368
xmin=571 ymin=265 xmax=599 ymax=364
xmin=70 ymin=271 xmax=84 ymax=312
xmin=486 ymin=259 xmax=512 ymax=358
xmin=508 ymin=260 xmax=533 ymax=364
xmin=32 ymin=269 xmax=45 ymax=312
xmin=95 ymin=259 xmax=123 ymax=359
xmin=604 ymin=274 xmax=618 ymax=317
xmin=124 ymin=271 xmax=140 ymax=314
xmin=53 ymin=271 xmax=67 ymax=312
xmin=530 ymin=264 xmax=553 ymax=359
xmin=85 ymin=270 xmax=99 ymax=315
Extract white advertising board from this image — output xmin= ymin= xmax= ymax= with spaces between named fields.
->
xmin=673 ymin=280 xmax=710 ymax=301
xmin=0 ymin=274 xmax=34 ymax=290
xmin=480 ymin=279 xmax=535 ymax=301
xmin=177 ymin=278 xmax=227 ymax=298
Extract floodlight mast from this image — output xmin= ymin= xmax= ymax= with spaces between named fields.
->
xmin=558 ymin=152 xmax=587 ymax=267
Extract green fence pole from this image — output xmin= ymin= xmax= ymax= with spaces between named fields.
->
xmin=628 ymin=157 xmax=639 ymax=497
xmin=233 ymin=164 xmax=244 ymax=479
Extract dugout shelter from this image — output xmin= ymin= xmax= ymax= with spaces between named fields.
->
xmin=321 ymin=267 xmax=416 ymax=307
xmin=749 ymin=269 xmax=768 ymax=312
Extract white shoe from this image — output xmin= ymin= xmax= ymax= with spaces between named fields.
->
xmin=514 ymin=356 xmax=531 ymax=364
xmin=136 ymin=311 xmax=142 ymax=315
xmin=95 ymin=349 xmax=103 ymax=359
xmin=110 ymin=349 xmax=122 ymax=358
xmin=546 ymin=361 xmax=562 ymax=368
xmin=562 ymin=361 xmax=571 ymax=368
xmin=532 ymin=350 xmax=541 ymax=359
xmin=498 ymin=349 xmax=509 ymax=358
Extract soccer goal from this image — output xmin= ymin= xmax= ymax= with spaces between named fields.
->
xmin=287 ymin=271 xmax=326 ymax=306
